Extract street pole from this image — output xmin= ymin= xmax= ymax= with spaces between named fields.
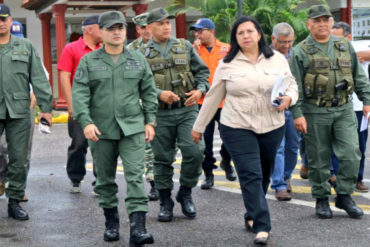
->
xmin=237 ymin=0 xmax=242 ymax=17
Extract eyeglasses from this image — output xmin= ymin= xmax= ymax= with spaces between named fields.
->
xmin=276 ymin=40 xmax=294 ymax=45
xmin=194 ymin=28 xmax=209 ymax=33
xmin=106 ymin=26 xmax=125 ymax=32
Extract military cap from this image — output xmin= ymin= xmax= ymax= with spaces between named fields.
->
xmin=307 ymin=4 xmax=332 ymax=19
xmin=82 ymin=14 xmax=99 ymax=26
xmin=133 ymin=13 xmax=148 ymax=26
xmin=146 ymin=8 xmax=175 ymax=24
xmin=99 ymin=11 xmax=127 ymax=28
xmin=0 ymin=4 xmax=11 ymax=17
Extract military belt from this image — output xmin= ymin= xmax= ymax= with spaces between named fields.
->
xmin=162 ymin=100 xmax=186 ymax=110
xmin=305 ymin=98 xmax=349 ymax=107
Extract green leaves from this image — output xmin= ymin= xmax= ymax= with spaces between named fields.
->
xmin=167 ymin=0 xmax=328 ymax=44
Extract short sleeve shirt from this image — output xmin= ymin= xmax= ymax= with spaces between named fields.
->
xmin=57 ymin=37 xmax=101 ymax=85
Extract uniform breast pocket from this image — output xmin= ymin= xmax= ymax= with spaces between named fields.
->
xmin=13 ymin=92 xmax=30 ymax=114
xmin=88 ymin=71 xmax=111 ymax=93
xmin=11 ymin=55 xmax=29 ymax=75
xmin=123 ymin=70 xmax=143 ymax=92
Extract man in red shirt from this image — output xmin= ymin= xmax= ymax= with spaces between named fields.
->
xmin=57 ymin=15 xmax=102 ymax=193
xmin=190 ymin=18 xmax=236 ymax=189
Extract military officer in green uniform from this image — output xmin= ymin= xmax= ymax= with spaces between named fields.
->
xmin=72 ymin=11 xmax=157 ymax=246
xmin=127 ymin=13 xmax=152 ymax=51
xmin=127 ymin=12 xmax=159 ymax=201
xmin=290 ymin=4 xmax=370 ymax=219
xmin=144 ymin=8 xmax=209 ymax=222
xmin=0 ymin=4 xmax=53 ymax=221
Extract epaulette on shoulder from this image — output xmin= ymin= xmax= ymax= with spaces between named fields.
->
xmin=333 ymin=38 xmax=348 ymax=52
xmin=93 ymin=48 xmax=104 ymax=58
xmin=299 ymin=40 xmax=317 ymax=55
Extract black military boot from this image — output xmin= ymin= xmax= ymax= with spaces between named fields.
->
xmin=315 ymin=198 xmax=333 ymax=219
xmin=158 ymin=189 xmax=174 ymax=222
xmin=201 ymin=171 xmax=214 ymax=190
xmin=103 ymin=207 xmax=120 ymax=241
xmin=8 ymin=198 xmax=29 ymax=220
xmin=220 ymin=159 xmax=237 ymax=181
xmin=176 ymin=186 xmax=196 ymax=218
xmin=148 ymin=181 xmax=159 ymax=201
xmin=335 ymin=194 xmax=364 ymax=219
xmin=129 ymin=212 xmax=154 ymax=247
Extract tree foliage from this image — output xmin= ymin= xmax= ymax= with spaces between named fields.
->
xmin=167 ymin=0 xmax=328 ymax=43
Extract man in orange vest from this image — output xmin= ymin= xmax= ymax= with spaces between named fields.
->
xmin=190 ymin=18 xmax=236 ymax=189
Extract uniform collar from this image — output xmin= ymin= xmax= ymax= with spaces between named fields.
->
xmin=93 ymin=45 xmax=130 ymax=67
xmin=147 ymin=36 xmax=177 ymax=49
xmin=306 ymin=34 xmax=340 ymax=45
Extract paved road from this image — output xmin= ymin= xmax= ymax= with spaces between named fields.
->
xmin=0 ymin=124 xmax=370 ymax=247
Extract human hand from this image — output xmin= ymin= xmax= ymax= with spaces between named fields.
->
xmin=193 ymin=39 xmax=201 ymax=50
xmin=184 ymin=90 xmax=202 ymax=107
xmin=145 ymin=124 xmax=155 ymax=143
xmin=38 ymin=112 xmax=52 ymax=127
xmin=294 ymin=116 xmax=307 ymax=134
xmin=275 ymin=95 xmax=292 ymax=112
xmin=191 ymin=130 xmax=202 ymax=144
xmin=84 ymin=124 xmax=101 ymax=142
xmin=363 ymin=105 xmax=370 ymax=118
xmin=159 ymin=91 xmax=180 ymax=104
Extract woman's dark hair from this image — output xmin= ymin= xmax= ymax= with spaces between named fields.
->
xmin=224 ymin=16 xmax=274 ymax=63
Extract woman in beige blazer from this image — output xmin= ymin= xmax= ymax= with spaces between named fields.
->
xmin=192 ymin=16 xmax=298 ymax=245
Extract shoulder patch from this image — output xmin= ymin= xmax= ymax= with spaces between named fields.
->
xmin=74 ymin=67 xmax=84 ymax=80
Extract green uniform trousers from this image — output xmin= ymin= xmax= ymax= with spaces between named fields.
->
xmin=305 ymin=108 xmax=361 ymax=198
xmin=152 ymin=105 xmax=204 ymax=190
xmin=89 ymin=132 xmax=148 ymax=214
xmin=0 ymin=114 xmax=31 ymax=200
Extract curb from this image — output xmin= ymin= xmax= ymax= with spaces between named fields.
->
xmin=34 ymin=113 xmax=69 ymax=124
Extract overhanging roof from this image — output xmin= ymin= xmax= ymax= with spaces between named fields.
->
xmin=22 ymin=0 xmax=152 ymax=15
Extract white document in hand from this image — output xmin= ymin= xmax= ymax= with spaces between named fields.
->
xmin=271 ymin=75 xmax=290 ymax=106
xmin=360 ymin=112 xmax=370 ymax=132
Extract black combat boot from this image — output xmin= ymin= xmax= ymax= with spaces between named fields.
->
xmin=103 ymin=207 xmax=120 ymax=241
xmin=220 ymin=159 xmax=237 ymax=181
xmin=335 ymin=194 xmax=364 ymax=219
xmin=8 ymin=198 xmax=29 ymax=220
xmin=129 ymin=212 xmax=154 ymax=247
xmin=200 ymin=171 xmax=214 ymax=190
xmin=315 ymin=198 xmax=333 ymax=219
xmin=158 ymin=189 xmax=174 ymax=222
xmin=176 ymin=186 xmax=196 ymax=218
xmin=148 ymin=181 xmax=159 ymax=201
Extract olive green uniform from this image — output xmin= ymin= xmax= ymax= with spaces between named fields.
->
xmin=143 ymin=37 xmax=209 ymax=190
xmin=72 ymin=46 xmax=158 ymax=213
xmin=289 ymin=34 xmax=370 ymax=198
xmin=0 ymin=35 xmax=53 ymax=200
